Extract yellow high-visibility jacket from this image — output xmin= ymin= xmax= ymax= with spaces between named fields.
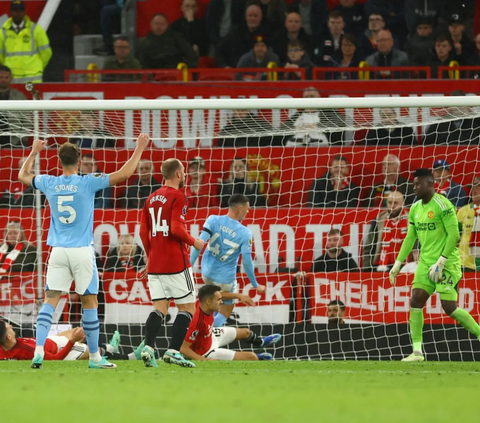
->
xmin=0 ymin=16 xmax=52 ymax=83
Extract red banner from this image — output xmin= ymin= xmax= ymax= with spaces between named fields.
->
xmin=308 ymin=272 xmax=480 ymax=324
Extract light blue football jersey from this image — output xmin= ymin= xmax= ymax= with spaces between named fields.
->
xmin=201 ymin=214 xmax=253 ymax=284
xmin=33 ymin=173 xmax=110 ymax=248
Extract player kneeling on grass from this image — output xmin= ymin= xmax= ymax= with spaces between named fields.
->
xmin=0 ymin=320 xmax=144 ymax=361
xmin=389 ymin=168 xmax=480 ymax=362
xmin=180 ymin=284 xmax=281 ymax=361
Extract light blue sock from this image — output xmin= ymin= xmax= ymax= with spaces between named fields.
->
xmin=83 ymin=308 xmax=100 ymax=355
xmin=36 ymin=303 xmax=55 ymax=347
xmin=213 ymin=312 xmax=227 ymax=327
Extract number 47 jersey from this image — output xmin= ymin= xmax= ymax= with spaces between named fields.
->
xmin=200 ymin=214 xmax=253 ymax=285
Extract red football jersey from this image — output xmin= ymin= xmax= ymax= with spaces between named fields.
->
xmin=0 ymin=337 xmax=73 ymax=360
xmin=141 ymin=186 xmax=195 ymax=274
xmin=184 ymin=306 xmax=214 ymax=356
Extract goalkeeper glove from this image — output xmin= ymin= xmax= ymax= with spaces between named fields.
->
xmin=389 ymin=261 xmax=402 ymax=286
xmin=428 ymin=256 xmax=447 ymax=283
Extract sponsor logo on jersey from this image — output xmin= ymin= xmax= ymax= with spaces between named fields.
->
xmin=93 ymin=173 xmax=104 ymax=178
xmin=182 ymin=206 xmax=187 ymax=215
xmin=428 ymin=211 xmax=434 ymax=219
xmin=416 ymin=222 xmax=436 ymax=231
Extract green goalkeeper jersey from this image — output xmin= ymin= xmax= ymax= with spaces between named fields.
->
xmin=397 ymin=193 xmax=461 ymax=270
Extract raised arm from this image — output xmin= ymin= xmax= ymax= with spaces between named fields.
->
xmin=108 ymin=133 xmax=150 ymax=186
xmin=18 ymin=139 xmax=47 ymax=186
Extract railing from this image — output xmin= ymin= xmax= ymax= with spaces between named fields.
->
xmin=187 ymin=66 xmax=306 ymax=81
xmin=64 ymin=69 xmax=184 ymax=83
xmin=438 ymin=65 xmax=480 ymax=80
xmin=313 ymin=66 xmax=431 ymax=80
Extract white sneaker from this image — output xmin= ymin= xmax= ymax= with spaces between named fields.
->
xmin=401 ymin=351 xmax=425 ymax=362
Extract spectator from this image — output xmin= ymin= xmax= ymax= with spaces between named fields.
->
xmin=93 ymin=0 xmax=123 ymax=56
xmin=235 ymin=35 xmax=280 ymax=80
xmin=327 ymin=33 xmax=364 ymax=79
xmin=467 ymin=33 xmax=480 ymax=66
xmin=0 ymin=65 xmax=31 ymax=147
xmin=316 ymin=10 xmax=344 ymax=65
xmin=219 ymin=158 xmax=266 ymax=208
xmin=427 ymin=34 xmax=455 ymax=78
xmin=255 ymin=0 xmax=288 ymax=34
xmin=432 ymin=159 xmax=468 ymax=208
xmin=448 ymin=17 xmax=475 ymax=64
xmin=308 ymin=155 xmax=361 ymax=208
xmin=0 ymin=157 xmax=45 ymax=208
xmin=137 ymin=13 xmax=197 ymax=69
xmin=122 ymin=159 xmax=162 ymax=209
xmin=171 ymin=0 xmax=209 ymax=57
xmin=310 ymin=0 xmax=328 ymax=41
xmin=102 ymin=36 xmax=142 ymax=81
xmin=405 ymin=0 xmax=442 ymax=35
xmin=282 ymin=87 xmax=346 ymax=146
xmin=364 ymin=0 xmax=406 ymax=46
xmin=363 ymin=191 xmax=408 ymax=271
xmin=327 ymin=299 xmax=346 ymax=326
xmin=365 ymin=29 xmax=409 ymax=77
xmin=71 ymin=111 xmax=115 ymax=148
xmin=423 ymin=90 xmax=480 ymax=145
xmin=104 ymin=234 xmax=145 ymax=272
xmin=311 ymin=228 xmax=358 ymax=272
xmin=0 ymin=221 xmax=36 ymax=274
xmin=361 ymin=12 xmax=386 ymax=57
xmin=217 ymin=109 xmax=277 ymax=147
xmin=366 ymin=153 xmax=415 ymax=208
xmin=364 ymin=107 xmax=416 ymax=146
xmin=288 ymin=0 xmax=315 ymax=36
xmin=457 ymin=181 xmax=480 ymax=272
xmin=79 ymin=154 xmax=113 ymax=208
xmin=206 ymin=0 xmax=245 ymax=47
xmin=185 ymin=156 xmax=218 ymax=208
xmin=215 ymin=4 xmax=270 ymax=68
xmin=271 ymin=11 xmax=314 ymax=65
xmin=334 ymin=0 xmax=365 ymax=35
xmin=439 ymin=0 xmax=475 ymax=38
xmin=0 ymin=0 xmax=52 ymax=83
xmin=404 ymin=18 xmax=435 ymax=66
xmin=283 ymin=40 xmax=315 ymax=80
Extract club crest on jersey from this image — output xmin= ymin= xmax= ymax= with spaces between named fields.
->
xmin=428 ymin=211 xmax=434 ymax=219
xmin=182 ymin=206 xmax=187 ymax=215
xmin=93 ymin=173 xmax=103 ymax=178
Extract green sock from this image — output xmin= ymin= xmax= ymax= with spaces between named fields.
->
xmin=450 ymin=308 xmax=480 ymax=339
xmin=410 ymin=308 xmax=424 ymax=352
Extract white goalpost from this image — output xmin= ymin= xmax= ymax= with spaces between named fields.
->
xmin=0 ymin=96 xmax=479 ymax=361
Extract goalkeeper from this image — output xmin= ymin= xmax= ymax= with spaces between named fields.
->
xmin=389 ymin=168 xmax=480 ymax=362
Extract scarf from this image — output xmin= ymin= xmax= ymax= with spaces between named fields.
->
xmin=0 ymin=242 xmax=24 ymax=273
xmin=331 ymin=177 xmax=349 ymax=191
xmin=435 ymin=179 xmax=451 ymax=196
xmin=469 ymin=206 xmax=480 ymax=261
xmin=373 ymin=183 xmax=397 ymax=208
xmin=377 ymin=212 xmax=408 ymax=267
xmin=120 ymin=256 xmax=135 ymax=270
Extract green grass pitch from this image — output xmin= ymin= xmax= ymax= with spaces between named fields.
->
xmin=1 ymin=360 xmax=479 ymax=422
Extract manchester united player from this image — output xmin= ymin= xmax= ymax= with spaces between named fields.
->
xmin=139 ymin=158 xmax=205 ymax=368
xmin=180 ymin=284 xmax=276 ymax=361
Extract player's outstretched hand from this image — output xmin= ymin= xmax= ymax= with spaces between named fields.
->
xmin=389 ymin=260 xmax=402 ymax=286
xmin=69 ymin=327 xmax=85 ymax=343
xmin=135 ymin=133 xmax=150 ymax=150
xmin=255 ymin=284 xmax=266 ymax=294
xmin=32 ymin=139 xmax=47 ymax=153
xmin=428 ymin=256 xmax=447 ymax=283
xmin=238 ymin=294 xmax=255 ymax=306
xmin=193 ymin=238 xmax=205 ymax=250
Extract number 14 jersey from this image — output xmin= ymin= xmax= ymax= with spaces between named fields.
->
xmin=141 ymin=186 xmax=193 ymax=274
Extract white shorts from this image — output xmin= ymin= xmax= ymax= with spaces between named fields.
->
xmin=148 ymin=268 xmax=196 ymax=305
xmin=202 ymin=276 xmax=238 ymax=305
xmin=46 ymin=246 xmax=98 ymax=295
xmin=204 ymin=327 xmax=237 ymax=361
xmin=47 ymin=335 xmax=87 ymax=361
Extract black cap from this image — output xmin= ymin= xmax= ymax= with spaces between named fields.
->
xmin=11 ymin=1 xmax=25 ymax=11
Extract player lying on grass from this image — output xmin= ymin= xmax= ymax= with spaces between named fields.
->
xmin=0 ymin=320 xmax=145 ymax=361
xmin=389 ymin=168 xmax=480 ymax=362
xmin=180 ymin=284 xmax=281 ymax=361
xmin=191 ymin=193 xmax=266 ymax=327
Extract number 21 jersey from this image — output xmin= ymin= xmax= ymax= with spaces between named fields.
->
xmin=141 ymin=186 xmax=194 ymax=274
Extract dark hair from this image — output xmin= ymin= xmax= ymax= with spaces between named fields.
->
xmin=328 ymin=10 xmax=343 ymax=20
xmin=59 ymin=142 xmax=81 ymax=167
xmin=82 ymin=153 xmax=95 ymax=160
xmin=341 ymin=33 xmax=358 ymax=48
xmin=0 ymin=320 xmax=7 ymax=345
xmin=368 ymin=12 xmax=385 ymax=21
xmin=0 ymin=65 xmax=11 ymax=74
xmin=114 ymin=35 xmax=130 ymax=43
xmin=416 ymin=17 xmax=434 ymax=28
xmin=198 ymin=284 xmax=221 ymax=303
xmin=327 ymin=228 xmax=343 ymax=237
xmin=228 ymin=193 xmax=249 ymax=208
xmin=161 ymin=158 xmax=182 ymax=180
xmin=451 ymin=89 xmax=466 ymax=96
xmin=331 ymin=155 xmax=348 ymax=164
xmin=328 ymin=299 xmax=345 ymax=310
xmin=436 ymin=34 xmax=452 ymax=45
xmin=151 ymin=13 xmax=168 ymax=22
xmin=287 ymin=39 xmax=304 ymax=50
xmin=413 ymin=168 xmax=434 ymax=180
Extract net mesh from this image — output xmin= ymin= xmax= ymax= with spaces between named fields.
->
xmin=0 ymin=98 xmax=479 ymax=361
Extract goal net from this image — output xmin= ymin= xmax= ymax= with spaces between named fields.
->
xmin=0 ymin=96 xmax=479 ymax=361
